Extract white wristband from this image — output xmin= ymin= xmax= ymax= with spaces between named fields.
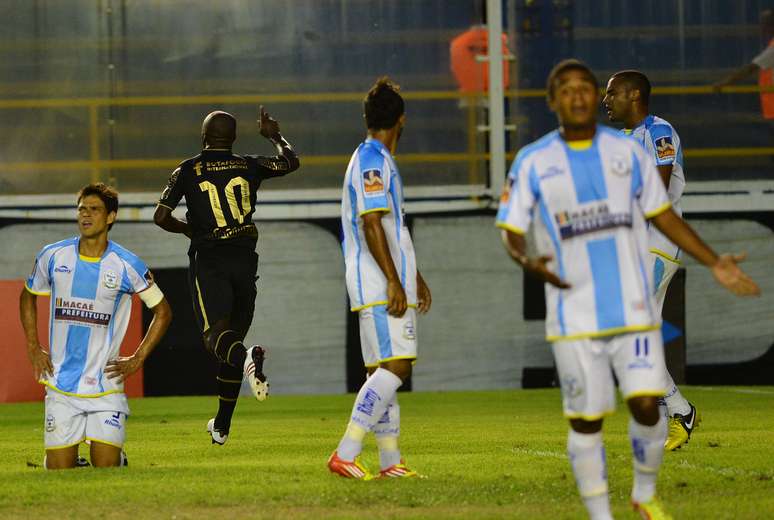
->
xmin=138 ymin=284 xmax=164 ymax=308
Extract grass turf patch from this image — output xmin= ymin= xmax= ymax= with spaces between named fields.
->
xmin=1 ymin=387 xmax=772 ymax=519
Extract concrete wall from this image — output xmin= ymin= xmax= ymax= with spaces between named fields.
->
xmin=2 ymin=215 xmax=772 ymax=394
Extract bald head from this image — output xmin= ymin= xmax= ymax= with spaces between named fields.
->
xmin=202 ymin=111 xmax=236 ymax=149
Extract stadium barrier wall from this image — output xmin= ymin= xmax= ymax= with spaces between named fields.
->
xmin=0 ymin=214 xmax=771 ymax=401
xmin=0 ymin=280 xmax=145 ymax=403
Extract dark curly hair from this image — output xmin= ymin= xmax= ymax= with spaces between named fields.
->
xmin=364 ymin=76 xmax=405 ymax=131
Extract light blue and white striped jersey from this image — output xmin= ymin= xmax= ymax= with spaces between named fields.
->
xmin=627 ymin=115 xmax=685 ymax=262
xmin=341 ymin=138 xmax=417 ymax=311
xmin=496 ymin=127 xmax=671 ymax=341
xmin=26 ymin=237 xmax=153 ymax=403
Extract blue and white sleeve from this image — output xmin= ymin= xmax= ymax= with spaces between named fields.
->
xmin=354 ymin=148 xmax=390 ymax=216
xmin=495 ymin=151 xmax=537 ymax=234
xmin=25 ymin=247 xmax=54 ymax=295
xmin=645 ymin=124 xmax=677 ymax=166
xmin=632 ymin=146 xmax=671 ymax=218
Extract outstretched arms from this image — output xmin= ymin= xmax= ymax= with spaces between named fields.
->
xmin=649 ymin=208 xmax=760 ymax=296
xmin=500 ymin=229 xmax=571 ymax=289
xmin=712 ymin=63 xmax=759 ymax=92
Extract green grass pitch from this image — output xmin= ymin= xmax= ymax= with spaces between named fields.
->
xmin=1 ymin=387 xmax=772 ymax=519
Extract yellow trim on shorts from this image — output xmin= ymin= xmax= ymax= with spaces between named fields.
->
xmin=547 ymin=324 xmax=660 ymax=342
xmin=650 ymin=248 xmax=681 ymax=265
xmin=351 ymin=302 xmax=418 ymax=312
xmin=495 ymin=222 xmax=526 ymax=235
xmin=359 ymin=207 xmax=390 ymax=217
xmin=378 ymin=355 xmax=417 ymax=364
xmin=24 ymin=284 xmax=50 ymax=296
xmin=42 ymin=380 xmax=123 ymax=398
xmin=194 ymin=275 xmax=210 ymax=331
xmin=45 ymin=439 xmax=85 ymax=451
xmin=644 ymin=201 xmax=672 ymax=219
xmin=364 ymin=356 xmax=418 ymax=369
xmin=156 ymin=202 xmax=175 ymax=211
xmin=86 ymin=437 xmax=123 ymax=449
xmin=218 ymin=396 xmax=239 ymax=402
xmin=624 ymin=390 xmax=667 ymax=400
xmin=563 ymin=409 xmax=616 ymax=421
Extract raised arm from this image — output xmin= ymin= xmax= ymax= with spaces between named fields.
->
xmin=257 ymin=106 xmax=300 ymax=174
xmin=713 ymin=63 xmax=759 ymax=91
xmin=650 ymin=209 xmax=760 ymax=296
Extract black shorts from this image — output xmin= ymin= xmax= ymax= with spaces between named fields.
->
xmin=188 ymin=246 xmax=258 ymax=337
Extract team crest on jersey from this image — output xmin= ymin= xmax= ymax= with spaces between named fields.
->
xmin=655 ymin=136 xmax=675 ymax=160
xmin=103 ymin=270 xmax=118 ymax=290
xmin=610 ymin=154 xmax=630 ymax=177
xmin=560 ymin=376 xmax=583 ymax=399
xmin=363 ymin=169 xmax=384 ymax=196
xmin=403 ymin=321 xmax=416 ymax=340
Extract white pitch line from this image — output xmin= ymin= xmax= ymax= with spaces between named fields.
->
xmin=509 ymin=446 xmax=773 ymax=480
xmin=692 ymin=387 xmax=774 ymax=395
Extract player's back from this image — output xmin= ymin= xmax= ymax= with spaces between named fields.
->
xmin=341 ymin=138 xmax=417 ymax=310
xmin=631 ymin=115 xmax=684 ymax=216
xmin=180 ymin=150 xmax=260 ymax=247
xmin=630 ymin=115 xmax=685 ymax=261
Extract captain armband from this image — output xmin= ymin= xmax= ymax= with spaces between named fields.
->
xmin=138 ymin=284 xmax=164 ymax=308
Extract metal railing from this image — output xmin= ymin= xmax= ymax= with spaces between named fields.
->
xmin=0 ymin=85 xmax=771 ymax=184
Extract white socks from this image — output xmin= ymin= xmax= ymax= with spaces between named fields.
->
xmin=662 ymin=373 xmax=691 ymax=416
xmin=374 ymin=395 xmax=401 ymax=470
xmin=337 ymin=368 xmax=403 ymax=461
xmin=567 ymin=430 xmax=613 ymax=520
xmin=629 ymin=416 xmax=667 ymax=503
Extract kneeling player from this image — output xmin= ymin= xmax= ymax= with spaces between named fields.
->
xmin=20 ymin=183 xmax=171 ymax=469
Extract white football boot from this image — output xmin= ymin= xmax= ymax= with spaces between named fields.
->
xmin=243 ymin=345 xmax=269 ymax=401
xmin=206 ymin=418 xmax=228 ymax=445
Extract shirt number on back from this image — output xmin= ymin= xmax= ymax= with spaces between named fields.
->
xmin=199 ymin=177 xmax=251 ymax=227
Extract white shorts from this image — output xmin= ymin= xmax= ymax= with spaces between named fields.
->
xmin=359 ymin=305 xmax=418 ymax=368
xmin=650 ymin=253 xmax=680 ymax=315
xmin=44 ymin=391 xmax=128 ymax=450
xmin=551 ymin=329 xmax=668 ymax=420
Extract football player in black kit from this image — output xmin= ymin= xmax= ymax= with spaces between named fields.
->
xmin=154 ymin=107 xmax=299 ymax=445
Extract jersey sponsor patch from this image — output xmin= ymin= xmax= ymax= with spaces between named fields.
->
xmin=362 ymin=169 xmax=384 ymax=196
xmin=555 ymin=203 xmax=632 ymax=240
xmin=655 ymin=136 xmax=675 ymax=161
xmin=499 ymin=178 xmax=513 ymax=204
